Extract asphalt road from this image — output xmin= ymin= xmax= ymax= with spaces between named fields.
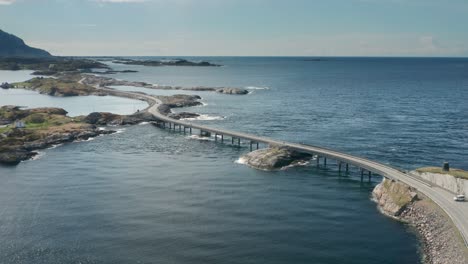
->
xmin=105 ymin=87 xmax=468 ymax=247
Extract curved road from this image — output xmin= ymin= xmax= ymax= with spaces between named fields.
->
xmin=104 ymin=86 xmax=468 ymax=247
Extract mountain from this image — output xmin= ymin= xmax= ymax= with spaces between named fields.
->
xmin=0 ymin=29 xmax=52 ymax=57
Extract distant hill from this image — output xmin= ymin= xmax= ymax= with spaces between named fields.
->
xmin=0 ymin=29 xmax=52 ymax=58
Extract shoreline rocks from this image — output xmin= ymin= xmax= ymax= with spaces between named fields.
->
xmin=80 ymin=75 xmax=249 ymax=95
xmin=373 ymin=178 xmax=468 ymax=264
xmin=240 ymin=147 xmax=312 ymax=171
xmin=0 ymin=127 xmax=115 ymax=165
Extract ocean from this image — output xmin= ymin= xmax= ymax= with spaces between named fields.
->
xmin=1 ymin=57 xmax=467 ymax=263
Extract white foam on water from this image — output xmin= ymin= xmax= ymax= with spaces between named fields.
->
xmin=181 ymin=114 xmax=225 ymax=121
xmin=281 ymin=160 xmax=311 ymax=170
xmin=187 ymin=135 xmax=213 ymax=141
xmin=235 ymin=157 xmax=248 ymax=165
xmin=75 ymin=137 xmax=95 ymax=143
xmin=245 ymin=86 xmax=270 ymax=90
xmin=115 ymin=128 xmax=126 ymax=134
xmin=30 ymin=151 xmax=45 ymax=161
xmin=47 ymin=143 xmax=63 ymax=149
xmin=139 ymin=122 xmax=150 ymax=125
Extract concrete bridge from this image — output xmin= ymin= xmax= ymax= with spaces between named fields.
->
xmin=103 ymin=87 xmax=468 ymax=247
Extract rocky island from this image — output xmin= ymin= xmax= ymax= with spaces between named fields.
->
xmin=239 ymin=147 xmax=312 ymax=171
xmin=112 ymin=58 xmax=221 ymax=67
xmin=79 ymin=74 xmax=249 ymax=95
xmin=0 ymin=106 xmax=114 ymax=165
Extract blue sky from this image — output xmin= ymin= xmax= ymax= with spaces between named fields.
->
xmin=1 ymin=0 xmax=467 ymax=56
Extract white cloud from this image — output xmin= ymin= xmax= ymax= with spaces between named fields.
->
xmin=0 ymin=0 xmax=17 ymax=5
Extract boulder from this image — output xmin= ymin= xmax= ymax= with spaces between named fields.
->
xmin=216 ymin=88 xmax=249 ymax=95
xmin=372 ymin=178 xmax=418 ymax=216
xmin=240 ymin=147 xmax=312 ymax=171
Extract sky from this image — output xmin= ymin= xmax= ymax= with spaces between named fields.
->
xmin=1 ymin=0 xmax=468 ymax=56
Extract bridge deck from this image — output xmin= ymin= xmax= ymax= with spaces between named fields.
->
xmin=103 ymin=87 xmax=468 ymax=247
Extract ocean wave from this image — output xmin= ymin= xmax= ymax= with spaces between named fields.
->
xmin=74 ymin=137 xmax=95 ymax=143
xmin=245 ymin=86 xmax=270 ymax=90
xmin=280 ymin=160 xmax=310 ymax=170
xmin=114 ymin=128 xmax=126 ymax=134
xmin=235 ymin=157 xmax=248 ymax=165
xmin=187 ymin=135 xmax=213 ymax=141
xmin=48 ymin=143 xmax=64 ymax=149
xmin=181 ymin=114 xmax=225 ymax=121
xmin=30 ymin=151 xmax=45 ymax=161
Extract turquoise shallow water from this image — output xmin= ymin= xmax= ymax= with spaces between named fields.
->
xmin=1 ymin=57 xmax=468 ymax=263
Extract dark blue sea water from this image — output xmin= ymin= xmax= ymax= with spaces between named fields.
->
xmin=1 ymin=57 xmax=468 ymax=264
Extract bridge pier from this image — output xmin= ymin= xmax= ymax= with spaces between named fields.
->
xmin=360 ymin=169 xmax=364 ymax=182
xmin=215 ymin=133 xmax=218 ymax=141
xmin=316 ymin=156 xmax=320 ymax=166
xmin=368 ymin=171 xmax=372 ymax=182
xmin=232 ymin=137 xmax=234 ymax=144
xmin=338 ymin=162 xmax=342 ymax=173
xmin=249 ymin=141 xmax=259 ymax=151
xmin=346 ymin=163 xmax=349 ymax=172
xmin=221 ymin=134 xmax=224 ymax=143
xmin=324 ymin=157 xmax=327 ymax=166
xmin=238 ymin=138 xmax=241 ymax=147
xmin=190 ymin=127 xmax=192 ymax=134
xmin=200 ymin=130 xmax=211 ymax=137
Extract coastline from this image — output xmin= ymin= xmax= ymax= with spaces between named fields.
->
xmin=373 ymin=178 xmax=468 ymax=264
xmin=1 ymin=62 xmax=467 ymax=262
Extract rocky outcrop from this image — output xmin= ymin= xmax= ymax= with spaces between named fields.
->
xmin=0 ymin=150 xmax=37 ymax=165
xmin=373 ymin=179 xmax=468 ymax=264
xmin=372 ymin=178 xmax=417 ymax=216
xmin=216 ymin=88 xmax=249 ymax=95
xmin=168 ymin=112 xmax=200 ymax=120
xmin=0 ymin=127 xmax=114 ymax=165
xmin=1 ymin=82 xmax=11 ymax=89
xmin=240 ymin=147 xmax=312 ymax=171
xmin=80 ymin=75 xmax=249 ymax=95
xmin=0 ymin=106 xmax=117 ymax=165
xmin=112 ymin=58 xmax=221 ymax=67
xmin=158 ymin=94 xmax=203 ymax=116
xmin=84 ymin=111 xmax=158 ymax=126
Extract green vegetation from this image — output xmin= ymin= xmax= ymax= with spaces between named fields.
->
xmin=0 ymin=106 xmax=74 ymax=134
xmin=416 ymin=167 xmax=468 ymax=180
xmin=13 ymin=77 xmax=98 ymax=96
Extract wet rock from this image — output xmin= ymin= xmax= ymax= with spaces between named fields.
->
xmin=240 ymin=147 xmax=312 ymax=171
xmin=0 ymin=150 xmax=36 ymax=165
